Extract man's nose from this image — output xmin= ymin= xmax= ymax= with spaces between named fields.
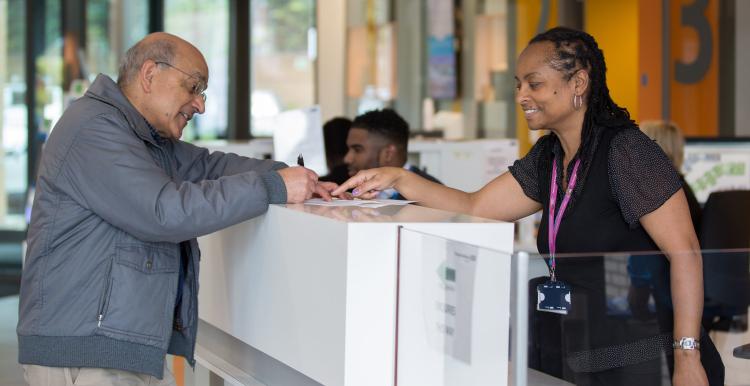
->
xmin=343 ymin=150 xmax=353 ymax=165
xmin=192 ymin=94 xmax=206 ymax=114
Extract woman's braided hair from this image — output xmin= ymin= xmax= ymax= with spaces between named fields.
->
xmin=529 ymin=27 xmax=636 ymax=158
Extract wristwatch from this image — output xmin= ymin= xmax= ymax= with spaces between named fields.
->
xmin=673 ymin=337 xmax=700 ymax=350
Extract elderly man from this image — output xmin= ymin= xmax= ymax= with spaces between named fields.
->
xmin=17 ymin=32 xmax=329 ymax=385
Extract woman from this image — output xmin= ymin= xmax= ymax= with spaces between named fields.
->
xmin=333 ymin=27 xmax=723 ymax=385
xmin=640 ymin=120 xmax=701 ymax=232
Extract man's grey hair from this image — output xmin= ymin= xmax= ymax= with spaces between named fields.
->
xmin=117 ymin=39 xmax=176 ymax=88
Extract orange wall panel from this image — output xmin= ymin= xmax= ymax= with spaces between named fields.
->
xmin=585 ymin=0 xmax=640 ymax=122
xmin=638 ymin=0 xmax=663 ymax=123
xmin=668 ymin=0 xmax=718 ymax=136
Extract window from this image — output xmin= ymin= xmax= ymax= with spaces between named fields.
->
xmin=251 ymin=0 xmax=316 ymax=137
xmin=0 ymin=0 xmax=27 ymax=230
xmin=86 ymin=0 xmax=149 ymax=81
xmin=165 ymin=0 xmax=229 ymax=140
xmin=475 ymin=0 xmax=512 ymax=138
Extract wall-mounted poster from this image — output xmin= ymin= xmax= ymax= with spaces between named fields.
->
xmin=427 ymin=0 xmax=457 ymax=99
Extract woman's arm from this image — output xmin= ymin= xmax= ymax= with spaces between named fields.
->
xmin=640 ymin=188 xmax=708 ymax=386
xmin=332 ymin=167 xmax=541 ymax=221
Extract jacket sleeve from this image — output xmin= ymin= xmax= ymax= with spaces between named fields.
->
xmin=56 ymin=114 xmax=287 ymax=243
xmin=171 ymin=140 xmax=287 ymax=182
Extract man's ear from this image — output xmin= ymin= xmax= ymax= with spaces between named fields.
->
xmin=139 ymin=60 xmax=159 ymax=94
xmin=379 ymin=143 xmax=398 ymax=165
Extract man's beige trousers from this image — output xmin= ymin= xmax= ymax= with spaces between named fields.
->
xmin=22 ymin=362 xmax=176 ymax=386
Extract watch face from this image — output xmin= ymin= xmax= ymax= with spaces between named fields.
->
xmin=676 ymin=337 xmax=699 ymax=350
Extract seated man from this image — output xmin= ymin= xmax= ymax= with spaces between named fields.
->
xmin=319 ymin=116 xmax=352 ymax=185
xmin=344 ymin=108 xmax=441 ymax=199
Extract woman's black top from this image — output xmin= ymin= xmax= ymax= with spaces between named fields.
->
xmin=509 ymin=126 xmax=682 ymax=229
xmin=508 ymin=126 xmax=724 ymax=384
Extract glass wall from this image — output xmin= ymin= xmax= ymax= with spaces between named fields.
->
xmin=475 ymin=0 xmax=512 ymax=138
xmin=0 ymin=0 xmax=26 ymax=229
xmin=251 ymin=0 xmax=317 ymax=137
xmin=165 ymin=0 xmax=229 ymax=140
xmin=36 ymin=0 xmax=63 ymax=139
xmin=85 ymin=0 xmax=149 ymax=81
xmin=520 ymin=249 xmax=750 ymax=385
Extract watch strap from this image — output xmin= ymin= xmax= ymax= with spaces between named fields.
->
xmin=673 ymin=337 xmax=700 ymax=350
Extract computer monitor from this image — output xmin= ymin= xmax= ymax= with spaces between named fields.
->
xmin=683 ymin=138 xmax=750 ymax=204
xmin=271 ymin=106 xmax=328 ymax=176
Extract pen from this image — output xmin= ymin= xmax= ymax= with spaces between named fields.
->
xmin=297 ymin=153 xmax=305 ymax=167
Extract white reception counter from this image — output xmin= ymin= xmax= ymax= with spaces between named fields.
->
xmin=196 ymin=203 xmax=563 ymax=386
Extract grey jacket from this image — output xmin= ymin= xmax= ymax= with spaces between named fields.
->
xmin=17 ymin=74 xmax=287 ymax=378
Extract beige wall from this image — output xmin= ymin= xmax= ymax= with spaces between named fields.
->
xmin=317 ymin=0 xmax=347 ymax=122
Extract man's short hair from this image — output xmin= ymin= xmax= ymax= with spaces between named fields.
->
xmin=117 ymin=39 xmax=176 ymax=88
xmin=351 ymin=108 xmax=409 ymax=150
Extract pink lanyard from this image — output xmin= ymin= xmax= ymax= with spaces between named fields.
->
xmin=548 ymin=158 xmax=581 ymax=281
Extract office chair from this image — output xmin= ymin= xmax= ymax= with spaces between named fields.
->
xmin=699 ymin=190 xmax=750 ymax=358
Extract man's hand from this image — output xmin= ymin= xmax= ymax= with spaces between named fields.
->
xmin=314 ymin=181 xmax=337 ymax=201
xmin=278 ymin=166 xmax=318 ymax=204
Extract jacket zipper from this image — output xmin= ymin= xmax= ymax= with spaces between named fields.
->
xmin=184 ymin=244 xmax=197 ymax=366
xmin=97 ymin=258 xmax=114 ymax=327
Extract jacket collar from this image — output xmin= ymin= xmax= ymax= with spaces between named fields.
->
xmin=85 ymin=74 xmax=161 ymax=146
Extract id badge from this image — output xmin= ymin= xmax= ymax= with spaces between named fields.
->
xmin=537 ymin=280 xmax=572 ymax=314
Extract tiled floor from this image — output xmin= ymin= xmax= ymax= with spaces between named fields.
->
xmin=711 ymin=328 xmax=750 ymax=386
xmin=0 ymin=296 xmax=24 ymax=386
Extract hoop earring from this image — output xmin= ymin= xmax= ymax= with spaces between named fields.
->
xmin=573 ymin=95 xmax=583 ymax=110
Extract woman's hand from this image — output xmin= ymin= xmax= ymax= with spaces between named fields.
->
xmin=332 ymin=167 xmax=405 ymax=199
xmin=673 ymin=351 xmax=708 ymax=386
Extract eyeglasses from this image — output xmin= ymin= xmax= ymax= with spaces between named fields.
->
xmin=155 ymin=61 xmax=207 ymax=102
